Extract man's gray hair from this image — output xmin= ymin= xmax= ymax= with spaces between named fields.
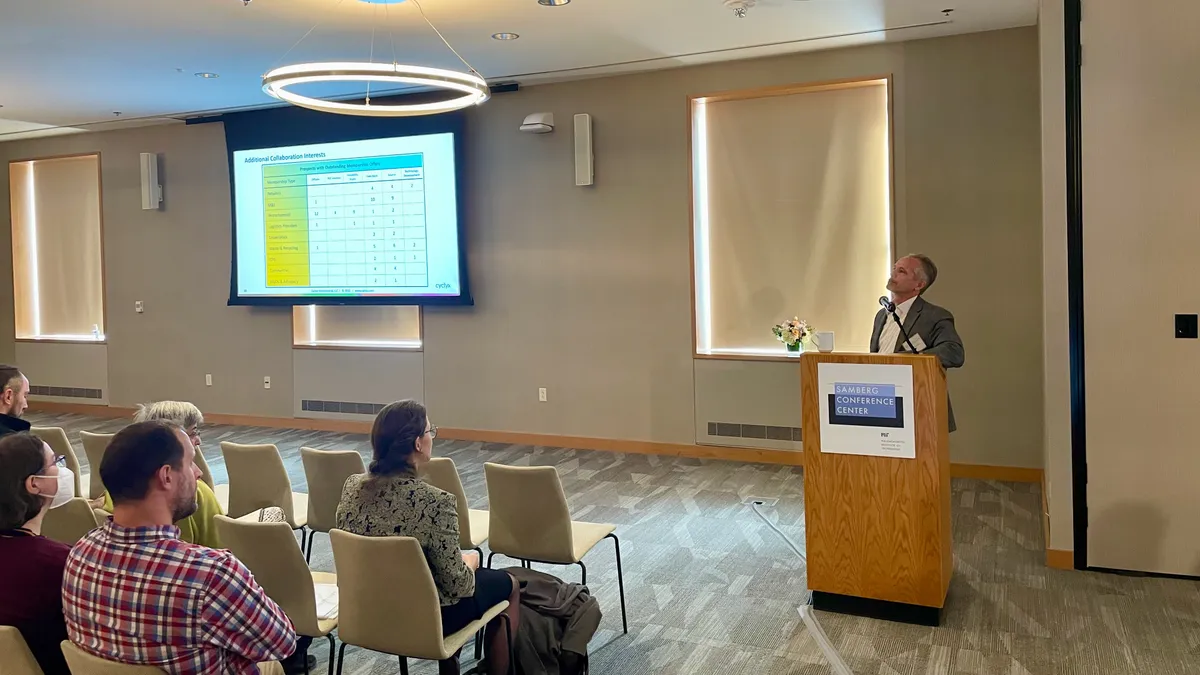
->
xmin=907 ymin=253 xmax=938 ymax=294
xmin=133 ymin=401 xmax=204 ymax=430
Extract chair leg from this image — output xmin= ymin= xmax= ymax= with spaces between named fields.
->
xmin=607 ymin=533 xmax=628 ymax=634
xmin=335 ymin=642 xmax=347 ymax=675
xmin=486 ymin=552 xmax=496 ymax=569
xmin=474 ymin=628 xmax=483 ymax=661
xmin=399 ymin=656 xmax=409 ymax=675
xmin=306 ymin=532 xmax=315 ymax=564
xmin=325 ymin=635 xmax=336 ymax=675
xmin=578 ymin=560 xmax=587 ymax=585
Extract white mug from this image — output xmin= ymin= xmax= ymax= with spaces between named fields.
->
xmin=814 ymin=331 xmax=835 ymax=352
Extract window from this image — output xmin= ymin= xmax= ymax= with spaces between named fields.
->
xmin=293 ymin=305 xmax=422 ymax=349
xmin=692 ymin=78 xmax=893 ymax=356
xmin=9 ymin=154 xmax=106 ymax=341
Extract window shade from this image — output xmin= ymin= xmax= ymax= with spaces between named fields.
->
xmin=9 ymin=155 xmax=106 ymax=340
xmin=293 ymin=305 xmax=421 ymax=348
xmin=694 ymin=81 xmax=892 ymax=354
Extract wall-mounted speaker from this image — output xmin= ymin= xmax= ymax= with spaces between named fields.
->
xmin=140 ymin=152 xmax=162 ymax=210
xmin=574 ymin=113 xmax=593 ymax=187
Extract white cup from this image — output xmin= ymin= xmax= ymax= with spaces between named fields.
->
xmin=814 ymin=331 xmax=835 ymax=353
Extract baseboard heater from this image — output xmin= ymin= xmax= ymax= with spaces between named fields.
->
xmin=30 ymin=385 xmax=103 ymax=399
xmin=301 ymin=399 xmax=386 ymax=415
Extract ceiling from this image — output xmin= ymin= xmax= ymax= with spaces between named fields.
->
xmin=0 ymin=0 xmax=1037 ymax=140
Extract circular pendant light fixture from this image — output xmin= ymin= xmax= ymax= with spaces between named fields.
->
xmin=262 ymin=62 xmax=489 ymax=117
xmin=262 ymin=0 xmax=489 ymax=117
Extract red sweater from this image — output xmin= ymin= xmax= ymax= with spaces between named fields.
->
xmin=0 ymin=530 xmax=71 ymax=675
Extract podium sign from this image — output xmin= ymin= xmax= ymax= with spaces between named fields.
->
xmin=818 ymin=362 xmax=916 ymax=459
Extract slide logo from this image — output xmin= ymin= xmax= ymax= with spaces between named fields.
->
xmin=827 ymin=382 xmax=903 ymax=429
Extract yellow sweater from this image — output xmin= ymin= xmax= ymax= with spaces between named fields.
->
xmin=101 ymin=480 xmax=225 ymax=548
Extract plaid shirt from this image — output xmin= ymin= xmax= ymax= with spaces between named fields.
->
xmin=62 ymin=520 xmax=296 ymax=675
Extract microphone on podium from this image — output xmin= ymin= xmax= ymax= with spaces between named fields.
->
xmin=879 ymin=296 xmax=921 ymax=354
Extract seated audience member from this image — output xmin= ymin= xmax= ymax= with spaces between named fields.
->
xmin=63 ymin=421 xmax=297 ymax=674
xmin=96 ymin=401 xmax=224 ymax=547
xmin=337 ymin=400 xmax=519 ymax=675
xmin=0 ymin=364 xmax=31 ymax=435
xmin=0 ymin=432 xmax=73 ymax=675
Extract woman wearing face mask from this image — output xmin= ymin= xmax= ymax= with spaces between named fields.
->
xmin=0 ymin=431 xmax=75 ymax=675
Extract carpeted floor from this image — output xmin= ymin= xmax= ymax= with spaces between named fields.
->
xmin=28 ymin=411 xmax=1200 ymax=674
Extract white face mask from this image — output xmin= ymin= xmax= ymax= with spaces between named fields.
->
xmin=34 ymin=468 xmax=75 ymax=510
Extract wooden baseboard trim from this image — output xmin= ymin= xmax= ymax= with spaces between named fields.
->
xmin=948 ymin=463 xmax=1042 ymax=483
xmin=28 ymin=401 xmax=1041 ymax=481
xmin=1046 ymin=548 xmax=1074 ymax=570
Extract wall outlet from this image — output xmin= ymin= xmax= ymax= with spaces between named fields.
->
xmin=263 ymin=376 xmax=271 ymax=390
xmin=134 ymin=300 xmax=144 ymax=314
xmin=538 ymin=387 xmax=547 ymax=402
xmin=205 ymin=374 xmax=212 ymax=387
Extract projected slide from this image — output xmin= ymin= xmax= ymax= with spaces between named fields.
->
xmin=231 ymin=133 xmax=462 ymax=302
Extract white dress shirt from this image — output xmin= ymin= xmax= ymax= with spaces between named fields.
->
xmin=877 ymin=296 xmax=918 ymax=354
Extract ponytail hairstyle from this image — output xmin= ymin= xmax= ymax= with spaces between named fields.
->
xmin=369 ymin=400 xmax=428 ymax=476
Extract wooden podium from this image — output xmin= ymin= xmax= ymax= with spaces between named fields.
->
xmin=799 ymin=352 xmax=952 ymax=626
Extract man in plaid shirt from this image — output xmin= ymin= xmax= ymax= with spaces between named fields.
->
xmin=62 ymin=421 xmax=297 ymax=674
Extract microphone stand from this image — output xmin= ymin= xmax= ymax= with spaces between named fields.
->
xmin=883 ymin=300 xmax=922 ymax=354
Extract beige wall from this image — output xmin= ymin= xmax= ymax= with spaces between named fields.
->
xmin=0 ymin=28 xmax=1044 ymax=467
xmin=1081 ymin=1 xmax=1200 ymax=575
xmin=1039 ymin=0 xmax=1074 ymax=551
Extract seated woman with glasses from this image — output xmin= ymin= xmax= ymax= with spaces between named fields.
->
xmin=337 ymin=400 xmax=520 ymax=675
xmin=96 ymin=401 xmax=226 ymax=548
xmin=0 ymin=432 xmax=76 ymax=675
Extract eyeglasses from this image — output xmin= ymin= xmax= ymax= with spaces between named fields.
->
xmin=425 ymin=425 xmax=438 ymax=439
xmin=37 ymin=455 xmax=66 ymax=475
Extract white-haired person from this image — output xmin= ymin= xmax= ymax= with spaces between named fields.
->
xmin=97 ymin=401 xmax=226 ymax=548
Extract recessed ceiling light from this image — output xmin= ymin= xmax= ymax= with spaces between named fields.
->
xmin=195 ymin=72 xmax=219 ymax=79
xmin=491 ymin=32 xmax=520 ymax=40
xmin=538 ymin=0 xmax=570 ymax=5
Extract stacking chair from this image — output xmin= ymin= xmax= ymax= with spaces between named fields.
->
xmin=79 ymin=432 xmax=114 ymax=500
xmin=214 ymin=516 xmax=339 ymax=675
xmin=483 ymin=463 xmax=628 ymax=633
xmin=193 ymin=444 xmax=216 ymax=489
xmin=30 ymin=426 xmax=87 ymax=498
xmin=218 ymin=442 xmax=310 ymax=551
xmin=41 ymin=497 xmax=100 ymax=545
xmin=0 ymin=626 xmax=43 ymax=675
xmin=60 ymin=642 xmax=163 ymax=674
xmin=300 ymin=447 xmax=365 ymax=562
xmin=422 ymin=457 xmax=489 ymax=559
xmin=330 ymin=530 xmax=512 ymax=675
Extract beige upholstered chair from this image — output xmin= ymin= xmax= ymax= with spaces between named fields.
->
xmin=422 ymin=457 xmax=489 ymax=558
xmin=214 ymin=516 xmax=338 ymax=674
xmin=0 ymin=626 xmax=43 ymax=675
xmin=330 ymin=529 xmax=511 ymax=675
xmin=193 ymin=444 xmax=216 ymax=490
xmin=30 ymin=426 xmax=87 ymax=498
xmin=484 ymin=463 xmax=627 ymax=633
xmin=60 ymin=642 xmax=163 ymax=674
xmin=61 ymin=641 xmax=282 ymax=675
xmin=300 ymin=447 xmax=365 ymax=563
xmin=218 ymin=442 xmax=309 ymax=550
xmin=41 ymin=497 xmax=100 ymax=545
xmin=79 ymin=431 xmax=114 ymax=500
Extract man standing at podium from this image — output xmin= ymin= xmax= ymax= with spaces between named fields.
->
xmin=870 ymin=254 xmax=965 ymax=430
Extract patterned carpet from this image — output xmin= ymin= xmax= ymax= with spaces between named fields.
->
xmin=27 ymin=411 xmax=1200 ymax=674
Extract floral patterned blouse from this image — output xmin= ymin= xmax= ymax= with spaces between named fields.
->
xmin=335 ymin=471 xmax=475 ymax=605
